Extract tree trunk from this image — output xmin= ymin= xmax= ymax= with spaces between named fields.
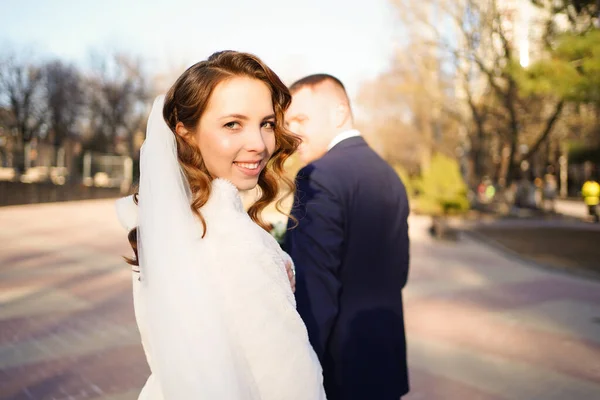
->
xmin=504 ymin=80 xmax=520 ymax=185
xmin=506 ymin=136 xmax=519 ymax=183
xmin=473 ymin=117 xmax=486 ymax=180
xmin=523 ymin=101 xmax=565 ymax=162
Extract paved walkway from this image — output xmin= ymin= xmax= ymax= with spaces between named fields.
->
xmin=405 ymin=218 xmax=600 ymax=399
xmin=554 ymin=199 xmax=590 ymax=220
xmin=0 ymin=200 xmax=599 ymax=399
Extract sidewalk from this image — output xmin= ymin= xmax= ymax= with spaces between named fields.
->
xmin=554 ymin=199 xmax=590 ymax=220
xmin=0 ymin=200 xmax=148 ymax=399
xmin=404 ymin=216 xmax=600 ymax=399
xmin=0 ymin=202 xmax=599 ymax=399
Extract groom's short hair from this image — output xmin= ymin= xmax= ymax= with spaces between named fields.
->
xmin=289 ymin=74 xmax=347 ymax=96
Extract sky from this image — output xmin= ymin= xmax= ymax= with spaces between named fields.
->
xmin=0 ymin=0 xmax=400 ymax=101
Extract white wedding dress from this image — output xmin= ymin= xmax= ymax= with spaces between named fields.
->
xmin=114 ymin=95 xmax=325 ymax=399
xmin=116 ymin=179 xmax=326 ymax=399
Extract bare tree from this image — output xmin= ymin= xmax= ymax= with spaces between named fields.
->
xmin=0 ymin=52 xmax=45 ymax=171
xmin=357 ymin=39 xmax=461 ymax=174
xmin=85 ymin=52 xmax=150 ymax=157
xmin=357 ymin=64 xmax=420 ymax=171
xmin=42 ymin=60 xmax=84 ymax=159
xmin=390 ymin=0 xmax=566 ymax=185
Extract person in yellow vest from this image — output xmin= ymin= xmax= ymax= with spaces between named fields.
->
xmin=582 ymin=177 xmax=600 ymax=222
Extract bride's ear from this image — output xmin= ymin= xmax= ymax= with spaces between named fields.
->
xmin=175 ymin=122 xmax=196 ymax=145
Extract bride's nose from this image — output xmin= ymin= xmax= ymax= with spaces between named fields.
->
xmin=244 ymin=128 xmax=267 ymax=153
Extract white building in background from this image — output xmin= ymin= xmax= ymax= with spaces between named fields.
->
xmin=498 ymin=0 xmax=573 ymax=66
xmin=448 ymin=0 xmax=556 ymax=182
xmin=451 ymin=0 xmax=559 ymax=107
xmin=495 ymin=0 xmax=554 ymax=68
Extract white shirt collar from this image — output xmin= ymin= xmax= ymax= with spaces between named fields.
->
xmin=327 ymin=129 xmax=361 ymax=151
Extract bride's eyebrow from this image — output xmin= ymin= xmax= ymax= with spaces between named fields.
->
xmin=262 ymin=114 xmax=275 ymax=121
xmin=220 ymin=114 xmax=249 ymax=120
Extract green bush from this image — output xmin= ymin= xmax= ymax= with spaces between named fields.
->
xmin=270 ymin=221 xmax=287 ymax=245
xmin=393 ymin=165 xmax=415 ymax=198
xmin=413 ymin=153 xmax=470 ymax=215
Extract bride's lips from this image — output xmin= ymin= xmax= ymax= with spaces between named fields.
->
xmin=233 ymin=159 xmax=264 ymax=177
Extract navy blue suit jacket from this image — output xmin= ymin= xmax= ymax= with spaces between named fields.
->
xmin=284 ymin=136 xmax=410 ymax=400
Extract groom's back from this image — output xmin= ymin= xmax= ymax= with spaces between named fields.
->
xmin=317 ymin=137 xmax=409 ymax=297
xmin=289 ymin=136 xmax=410 ymax=400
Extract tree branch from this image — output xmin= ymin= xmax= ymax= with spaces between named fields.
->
xmin=523 ymin=100 xmax=565 ymax=160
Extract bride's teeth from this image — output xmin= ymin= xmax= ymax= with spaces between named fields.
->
xmin=237 ymin=162 xmax=259 ymax=170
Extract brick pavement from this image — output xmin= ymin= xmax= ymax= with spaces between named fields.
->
xmin=405 ymin=218 xmax=600 ymax=399
xmin=0 ymin=201 xmax=599 ymax=399
xmin=0 ymin=200 xmax=148 ymax=400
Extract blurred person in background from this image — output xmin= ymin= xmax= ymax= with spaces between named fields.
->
xmin=284 ymin=74 xmax=410 ymax=400
xmin=542 ymin=170 xmax=558 ymax=212
xmin=582 ymin=174 xmax=600 ymax=222
xmin=477 ymin=176 xmax=496 ymax=205
xmin=115 ymin=51 xmax=326 ymax=400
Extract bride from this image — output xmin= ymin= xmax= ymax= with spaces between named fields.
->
xmin=115 ymin=50 xmax=326 ymax=399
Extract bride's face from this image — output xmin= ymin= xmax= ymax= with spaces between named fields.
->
xmin=194 ymin=76 xmax=277 ymax=191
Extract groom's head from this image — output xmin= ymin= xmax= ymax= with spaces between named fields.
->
xmin=286 ymin=74 xmax=354 ymax=164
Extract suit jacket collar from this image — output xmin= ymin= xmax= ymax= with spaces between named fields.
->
xmin=328 ymin=136 xmax=367 ymax=153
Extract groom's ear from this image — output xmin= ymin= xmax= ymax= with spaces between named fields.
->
xmin=333 ymin=103 xmax=351 ymax=129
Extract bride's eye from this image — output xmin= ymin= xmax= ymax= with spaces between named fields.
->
xmin=225 ymin=121 xmax=240 ymax=129
xmin=262 ymin=121 xmax=275 ymax=130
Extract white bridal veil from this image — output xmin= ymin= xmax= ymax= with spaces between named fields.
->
xmin=137 ymin=95 xmax=258 ymax=398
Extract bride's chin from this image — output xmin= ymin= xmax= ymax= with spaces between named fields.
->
xmin=232 ymin=178 xmax=260 ymax=192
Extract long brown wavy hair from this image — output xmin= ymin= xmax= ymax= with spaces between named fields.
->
xmin=126 ymin=50 xmax=300 ymax=267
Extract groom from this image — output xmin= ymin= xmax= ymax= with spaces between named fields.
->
xmin=284 ymin=74 xmax=410 ymax=400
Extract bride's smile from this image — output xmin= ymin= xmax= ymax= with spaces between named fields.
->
xmin=175 ymin=76 xmax=276 ymax=191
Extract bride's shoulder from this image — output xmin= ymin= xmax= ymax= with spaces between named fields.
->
xmin=203 ymin=178 xmax=246 ymax=218
xmin=115 ymin=195 xmax=138 ymax=232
